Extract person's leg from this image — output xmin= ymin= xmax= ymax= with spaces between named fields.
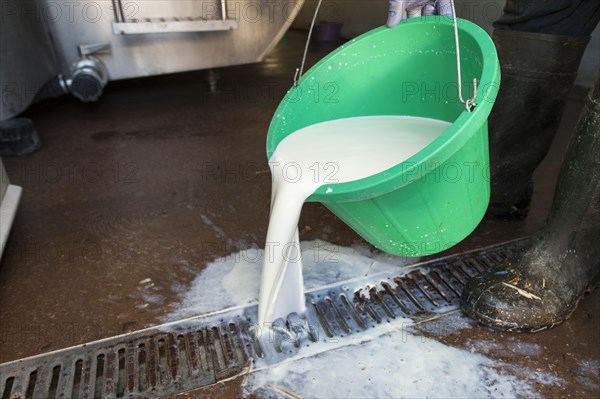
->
xmin=494 ymin=0 xmax=600 ymax=36
xmin=460 ymin=0 xmax=600 ymax=331
xmin=487 ymin=0 xmax=599 ymax=220
xmin=462 ymin=73 xmax=600 ymax=331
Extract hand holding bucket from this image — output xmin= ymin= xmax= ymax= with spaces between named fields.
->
xmin=387 ymin=0 xmax=453 ymax=27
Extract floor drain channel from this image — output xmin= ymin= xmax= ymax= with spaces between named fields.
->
xmin=0 ymin=239 xmax=527 ymax=398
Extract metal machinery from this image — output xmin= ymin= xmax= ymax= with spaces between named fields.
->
xmin=0 ymin=0 xmax=305 ymax=120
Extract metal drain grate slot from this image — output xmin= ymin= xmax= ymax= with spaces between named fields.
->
xmin=404 ymin=275 xmax=440 ymax=308
xmin=326 ymin=297 xmax=352 ymax=334
xmin=239 ymin=324 xmax=264 ymax=360
xmin=70 ymin=358 xmax=82 ymax=399
xmin=464 ymin=257 xmax=487 ymax=274
xmin=95 ymin=354 xmax=106 ymax=399
xmin=311 ymin=301 xmax=335 ymax=338
xmin=455 ymin=260 xmax=479 ymax=278
xmin=0 ymin=239 xmax=528 ymax=398
xmin=49 ymin=365 xmax=60 ymax=398
xmin=2 ymin=377 xmax=14 ymax=399
xmin=418 ymin=271 xmax=451 ymax=303
xmin=196 ymin=329 xmax=211 ymax=372
xmin=339 ymin=293 xmax=368 ymax=330
xmin=370 ymin=289 xmax=397 ymax=320
xmin=24 ymin=370 xmax=36 ymax=399
xmin=433 ymin=268 xmax=464 ymax=296
xmin=363 ymin=301 xmax=384 ymax=324
xmin=394 ymin=277 xmax=427 ymax=311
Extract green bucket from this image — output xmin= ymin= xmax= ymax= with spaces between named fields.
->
xmin=266 ymin=17 xmax=500 ymax=257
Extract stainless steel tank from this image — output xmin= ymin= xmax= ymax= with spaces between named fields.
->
xmin=1 ymin=0 xmax=305 ymax=119
xmin=0 ymin=0 xmax=59 ymax=121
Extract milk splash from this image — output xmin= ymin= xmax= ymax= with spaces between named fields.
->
xmin=259 ymin=116 xmax=450 ymax=325
xmin=166 ymin=243 xmax=563 ymax=398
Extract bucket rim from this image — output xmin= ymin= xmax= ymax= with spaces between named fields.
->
xmin=267 ymin=17 xmax=500 ymax=203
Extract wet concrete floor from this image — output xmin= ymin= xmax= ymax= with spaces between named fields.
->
xmin=1 ymin=30 xmax=598 ymax=397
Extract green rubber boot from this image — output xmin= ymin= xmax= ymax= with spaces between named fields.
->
xmin=486 ymin=30 xmax=591 ymax=220
xmin=461 ymin=73 xmax=600 ymax=332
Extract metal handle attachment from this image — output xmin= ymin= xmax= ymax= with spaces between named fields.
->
xmin=293 ymin=0 xmax=323 ymax=87
xmin=449 ymin=0 xmax=477 ymax=112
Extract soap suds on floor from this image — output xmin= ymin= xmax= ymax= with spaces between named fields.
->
xmin=465 ymin=339 xmax=544 ymax=357
xmin=200 ymin=214 xmax=226 ymax=238
xmin=574 ymin=359 xmax=600 ymax=391
xmin=245 ymin=331 xmax=558 ymax=399
xmin=167 ymin=240 xmax=562 ymax=398
xmin=412 ymin=311 xmax=477 ymax=337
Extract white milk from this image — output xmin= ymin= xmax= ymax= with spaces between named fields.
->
xmin=259 ymin=115 xmax=451 ymax=325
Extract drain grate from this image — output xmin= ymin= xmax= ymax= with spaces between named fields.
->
xmin=0 ymin=239 xmax=527 ymax=398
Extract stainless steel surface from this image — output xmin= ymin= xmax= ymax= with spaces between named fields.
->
xmin=0 ymin=159 xmax=22 ymax=260
xmin=78 ymin=43 xmax=112 ymax=57
xmin=0 ymin=160 xmax=9 ymax=203
xmin=0 ymin=239 xmax=527 ymax=398
xmin=44 ymin=0 xmax=305 ymax=81
xmin=1 ymin=0 xmax=302 ymax=110
xmin=0 ymin=0 xmax=58 ymax=121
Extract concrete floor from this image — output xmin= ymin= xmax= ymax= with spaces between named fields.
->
xmin=1 ymin=30 xmax=598 ymax=397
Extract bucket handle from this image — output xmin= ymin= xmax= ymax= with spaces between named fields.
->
xmin=449 ymin=0 xmax=478 ymax=112
xmin=294 ymin=0 xmax=478 ymax=112
xmin=293 ymin=0 xmax=323 ymax=87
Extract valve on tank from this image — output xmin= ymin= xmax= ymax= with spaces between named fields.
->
xmin=68 ymin=56 xmax=109 ymax=103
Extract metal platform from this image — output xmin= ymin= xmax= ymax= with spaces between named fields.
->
xmin=0 ymin=239 xmax=528 ymax=399
xmin=112 ymin=18 xmax=239 ymax=35
xmin=110 ymin=0 xmax=238 ymax=35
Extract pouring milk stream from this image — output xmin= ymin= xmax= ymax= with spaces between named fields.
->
xmin=259 ymin=115 xmax=450 ymax=326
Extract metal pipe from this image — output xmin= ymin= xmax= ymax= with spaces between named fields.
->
xmin=69 ymin=57 xmax=109 ymax=102
xmin=221 ymin=0 xmax=227 ymax=21
xmin=112 ymin=0 xmax=125 ymax=22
